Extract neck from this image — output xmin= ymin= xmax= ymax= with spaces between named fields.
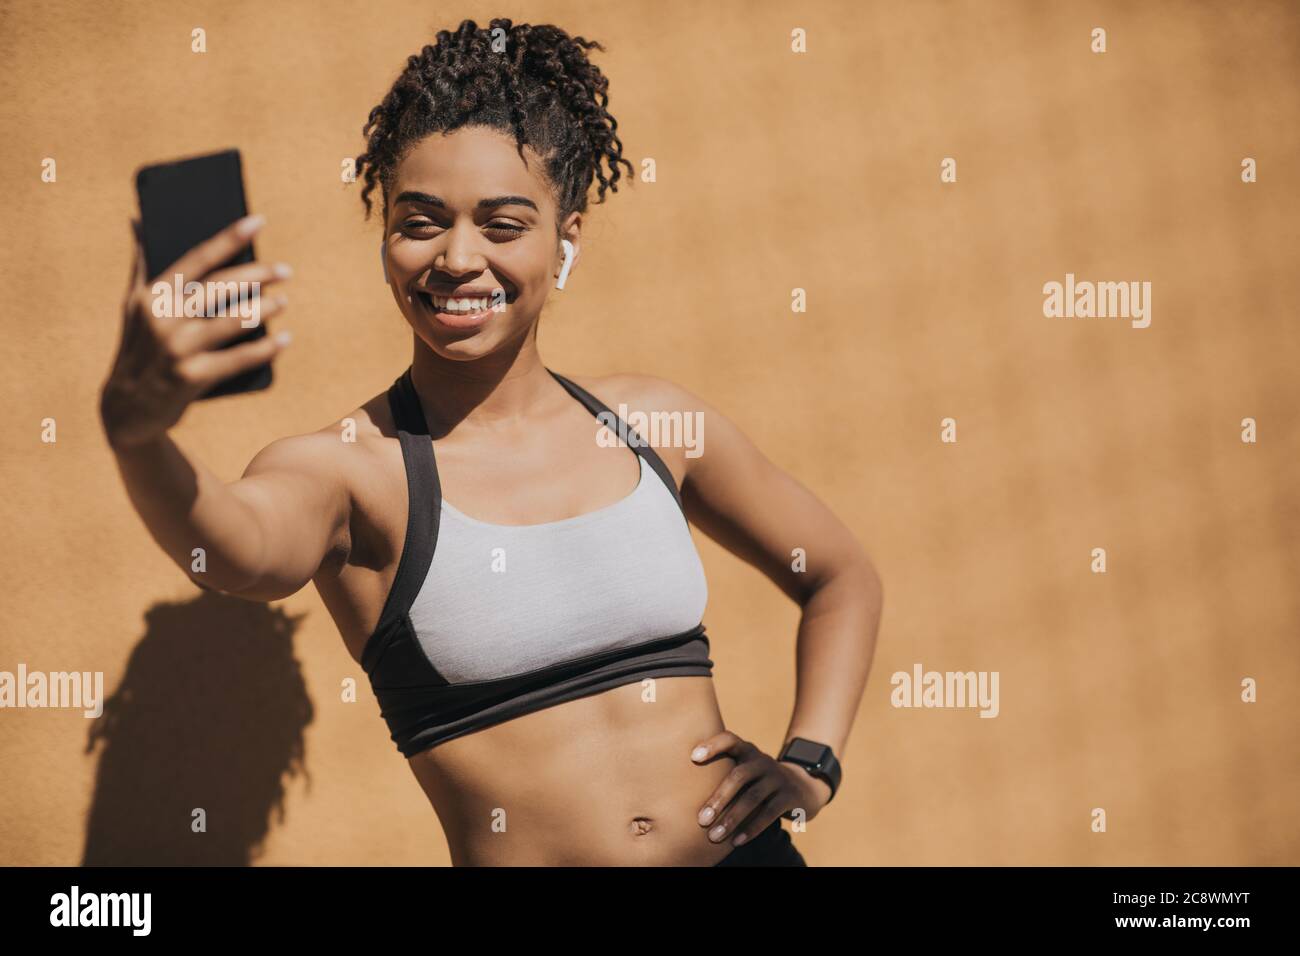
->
xmin=408 ymin=334 xmax=560 ymax=435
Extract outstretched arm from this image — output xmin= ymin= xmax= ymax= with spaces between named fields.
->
xmin=106 ymin=430 xmax=351 ymax=601
xmin=100 ymin=213 xmax=348 ymax=602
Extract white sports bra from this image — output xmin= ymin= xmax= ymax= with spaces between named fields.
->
xmin=361 ymin=366 xmax=714 ymax=757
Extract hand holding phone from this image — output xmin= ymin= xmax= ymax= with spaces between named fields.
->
xmin=133 ymin=149 xmax=286 ymax=397
xmin=99 ymin=153 xmax=294 ymax=451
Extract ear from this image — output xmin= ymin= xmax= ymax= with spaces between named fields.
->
xmin=554 ymin=212 xmax=582 ymax=290
xmin=555 ymin=239 xmax=575 ymax=290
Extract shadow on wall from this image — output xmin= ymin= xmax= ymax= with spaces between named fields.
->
xmin=81 ymin=591 xmax=313 ymax=865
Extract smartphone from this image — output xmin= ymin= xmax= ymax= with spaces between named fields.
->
xmin=134 ymin=148 xmax=272 ymax=399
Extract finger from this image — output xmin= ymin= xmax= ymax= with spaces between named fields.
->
xmin=138 ymin=275 xmax=191 ymax=336
xmin=202 ymin=259 xmax=292 ymax=290
xmin=697 ymin=755 xmax=765 ymax=830
xmin=690 ymin=731 xmax=743 ymax=765
xmin=141 ymin=264 xmax=283 ymax=334
xmin=712 ymin=790 xmax=780 ymax=848
xmin=127 ymin=219 xmax=147 ymax=293
xmin=115 ymin=222 xmax=153 ymax=364
xmin=120 ymin=220 xmax=149 ymax=330
xmin=195 ymin=268 xmax=286 ymax=322
xmin=120 ymin=226 xmax=140 ymax=320
xmin=172 ymin=295 xmax=289 ymax=355
xmin=197 ymin=269 xmax=287 ymax=320
xmin=709 ymin=780 xmax=782 ymax=846
xmin=176 ymin=324 xmax=290 ymax=389
xmin=162 ymin=213 xmax=264 ymax=286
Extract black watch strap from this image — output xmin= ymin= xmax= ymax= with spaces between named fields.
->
xmin=778 ymin=736 xmax=842 ymax=805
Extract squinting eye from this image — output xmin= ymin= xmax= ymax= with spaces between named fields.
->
xmin=486 ymin=223 xmax=525 ymax=236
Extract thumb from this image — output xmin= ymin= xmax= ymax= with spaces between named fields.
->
xmin=127 ymin=219 xmax=147 ymax=290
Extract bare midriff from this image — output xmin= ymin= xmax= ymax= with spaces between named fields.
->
xmin=405 ymin=675 xmax=743 ymax=866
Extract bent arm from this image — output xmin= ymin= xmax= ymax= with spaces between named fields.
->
xmin=107 ymin=430 xmax=350 ymax=601
xmin=673 ymin=382 xmax=883 ymax=777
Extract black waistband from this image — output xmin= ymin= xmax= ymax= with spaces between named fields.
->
xmin=371 ymin=625 xmax=713 ymax=757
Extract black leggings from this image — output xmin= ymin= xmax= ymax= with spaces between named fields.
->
xmin=713 ymin=818 xmax=807 ymax=866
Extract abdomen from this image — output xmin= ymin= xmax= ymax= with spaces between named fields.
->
xmin=407 ymin=675 xmax=743 ymax=866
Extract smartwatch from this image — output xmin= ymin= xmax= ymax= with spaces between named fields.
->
xmin=778 ymin=737 xmax=842 ymax=806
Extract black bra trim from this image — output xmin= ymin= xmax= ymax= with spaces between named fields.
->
xmin=377 ymin=625 xmax=712 ymax=757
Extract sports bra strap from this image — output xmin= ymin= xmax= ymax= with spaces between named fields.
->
xmin=390 ymin=366 xmax=431 ymax=436
xmin=546 ymin=368 xmax=686 ymax=516
xmin=368 ymin=369 xmax=442 ymax=661
xmin=389 ymin=364 xmax=687 ymax=517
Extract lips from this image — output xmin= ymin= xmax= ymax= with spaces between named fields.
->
xmin=415 ymin=290 xmax=502 ymax=330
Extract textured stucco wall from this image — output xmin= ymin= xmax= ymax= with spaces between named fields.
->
xmin=1 ymin=0 xmax=1297 ymax=865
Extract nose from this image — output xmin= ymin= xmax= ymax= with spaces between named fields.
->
xmin=435 ymin=221 xmax=488 ymax=276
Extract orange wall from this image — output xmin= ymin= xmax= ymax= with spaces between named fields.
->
xmin=1 ymin=0 xmax=1297 ymax=865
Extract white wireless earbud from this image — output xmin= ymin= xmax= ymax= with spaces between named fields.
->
xmin=555 ymin=239 xmax=575 ymax=290
xmin=380 ymin=242 xmax=389 ymax=284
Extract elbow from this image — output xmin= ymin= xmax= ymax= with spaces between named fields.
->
xmin=210 ymin=565 xmax=314 ymax=603
xmin=864 ymin=553 xmax=883 ymax=591
xmin=185 ymin=566 xmax=264 ymax=601
xmin=196 ymin=575 xmax=304 ymax=604
xmin=800 ymin=547 xmax=882 ymax=607
xmin=187 ymin=573 xmax=248 ymax=599
xmin=850 ymin=549 xmax=883 ymax=603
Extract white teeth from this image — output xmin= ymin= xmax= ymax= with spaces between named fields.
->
xmin=430 ymin=295 xmax=490 ymax=313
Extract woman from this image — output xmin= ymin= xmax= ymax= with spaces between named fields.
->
xmin=100 ymin=18 xmax=883 ymax=866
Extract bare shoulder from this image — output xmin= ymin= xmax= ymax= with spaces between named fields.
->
xmin=560 ymin=370 xmax=710 ymax=418
xmin=558 ymin=370 xmax=719 ymax=483
xmin=562 ymin=368 xmax=773 ymax=473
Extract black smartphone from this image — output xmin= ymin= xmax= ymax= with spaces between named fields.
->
xmin=134 ymin=148 xmax=272 ymax=399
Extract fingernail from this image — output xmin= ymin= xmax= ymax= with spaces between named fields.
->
xmin=732 ymin=832 xmax=748 ymax=847
xmin=698 ymin=806 xmax=714 ymax=825
xmin=691 ymin=747 xmax=708 ymax=761
xmin=274 ymin=330 xmax=292 ymax=346
xmin=709 ymin=824 xmax=726 ymax=841
xmin=237 ymin=214 xmax=266 ymax=237
xmin=272 ymin=262 xmax=292 ymax=279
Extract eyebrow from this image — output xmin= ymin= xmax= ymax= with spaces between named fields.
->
xmin=393 ymin=191 xmax=539 ymax=212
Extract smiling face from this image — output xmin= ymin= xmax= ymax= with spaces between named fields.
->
xmin=381 ymin=125 xmax=581 ymax=360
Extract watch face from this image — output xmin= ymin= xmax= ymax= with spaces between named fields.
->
xmin=785 ymin=738 xmax=827 ymax=766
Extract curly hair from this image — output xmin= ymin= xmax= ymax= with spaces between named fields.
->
xmin=353 ymin=18 xmax=634 ymax=233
